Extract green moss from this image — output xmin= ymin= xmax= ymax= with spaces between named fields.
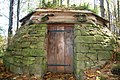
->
xmin=102 ymin=44 xmax=114 ymax=50
xmin=94 ymin=35 xmax=104 ymax=42
xmin=92 ymin=44 xmax=104 ymax=50
xmin=79 ymin=28 xmax=89 ymax=36
xmin=88 ymin=48 xmax=96 ymax=53
xmin=21 ymin=42 xmax=30 ymax=48
xmin=22 ymin=49 xmax=45 ymax=56
xmin=76 ymin=43 xmax=89 ymax=52
xmin=22 ymin=59 xmax=34 ymax=66
xmin=74 ymin=30 xmax=81 ymax=36
xmin=76 ymin=53 xmax=87 ymax=60
xmin=98 ymin=51 xmax=112 ymax=60
xmin=84 ymin=60 xmax=96 ymax=67
xmin=29 ymin=64 xmax=42 ymax=74
xmin=110 ymin=37 xmax=116 ymax=44
xmin=116 ymin=53 xmax=120 ymax=61
xmin=86 ymin=53 xmax=97 ymax=60
xmin=30 ymin=45 xmax=38 ymax=49
xmin=10 ymin=65 xmax=23 ymax=74
xmin=75 ymin=36 xmax=96 ymax=43
xmin=77 ymin=61 xmax=86 ymax=70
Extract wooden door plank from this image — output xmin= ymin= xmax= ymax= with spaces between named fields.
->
xmin=47 ymin=26 xmax=57 ymax=72
xmin=64 ymin=26 xmax=74 ymax=73
xmin=56 ymin=26 xmax=65 ymax=72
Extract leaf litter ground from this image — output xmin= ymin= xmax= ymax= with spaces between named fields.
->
xmin=0 ymin=60 xmax=120 ymax=80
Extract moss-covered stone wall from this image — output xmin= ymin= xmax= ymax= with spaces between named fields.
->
xmin=4 ymin=24 xmax=47 ymax=79
xmin=74 ymin=23 xmax=116 ymax=80
xmin=4 ymin=22 xmax=117 ymax=80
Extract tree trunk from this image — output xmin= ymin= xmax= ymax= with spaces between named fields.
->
xmin=118 ymin=0 xmax=120 ymax=21
xmin=99 ymin=0 xmax=105 ymax=17
xmin=60 ymin=0 xmax=62 ymax=6
xmin=67 ymin=0 xmax=69 ymax=7
xmin=27 ymin=0 xmax=30 ymax=11
xmin=8 ymin=0 xmax=14 ymax=45
xmin=17 ymin=0 xmax=20 ymax=31
xmin=106 ymin=0 xmax=110 ymax=29
xmin=53 ymin=0 xmax=56 ymax=4
xmin=42 ymin=0 xmax=45 ymax=7
xmin=94 ymin=0 xmax=97 ymax=10
xmin=39 ymin=0 xmax=42 ymax=7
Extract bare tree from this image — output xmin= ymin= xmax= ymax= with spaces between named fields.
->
xmin=106 ymin=0 xmax=110 ymax=28
xmin=117 ymin=0 xmax=120 ymax=21
xmin=99 ymin=0 xmax=105 ymax=17
xmin=60 ymin=0 xmax=62 ymax=6
xmin=17 ymin=0 xmax=20 ymax=31
xmin=67 ymin=0 xmax=70 ymax=7
xmin=8 ymin=0 xmax=14 ymax=44
xmin=94 ymin=0 xmax=97 ymax=10
xmin=39 ymin=0 xmax=42 ymax=7
xmin=42 ymin=0 xmax=45 ymax=7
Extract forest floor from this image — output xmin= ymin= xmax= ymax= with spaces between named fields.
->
xmin=0 ymin=59 xmax=120 ymax=80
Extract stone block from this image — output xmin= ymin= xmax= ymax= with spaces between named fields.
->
xmin=88 ymin=48 xmax=96 ymax=53
xmin=92 ymin=44 xmax=104 ymax=50
xmin=75 ymin=69 xmax=84 ymax=80
xmin=37 ymin=42 xmax=44 ymax=47
xmin=3 ymin=57 xmax=10 ymax=69
xmin=84 ymin=60 xmax=96 ymax=68
xmin=103 ymin=44 xmax=114 ymax=50
xmin=6 ymin=46 xmax=14 ymax=51
xmin=77 ymin=60 xmax=86 ymax=70
xmin=98 ymin=61 xmax=107 ymax=66
xmin=94 ymin=35 xmax=104 ymax=42
xmin=74 ymin=24 xmax=81 ymax=29
xmin=14 ymin=57 xmax=22 ymax=64
xmin=110 ymin=37 xmax=116 ymax=44
xmin=74 ymin=46 xmax=77 ymax=53
xmin=29 ymin=64 xmax=42 ymax=74
xmin=41 ymin=25 xmax=47 ymax=30
xmin=88 ymin=44 xmax=96 ymax=52
xmin=30 ymin=44 xmax=38 ymax=49
xmin=38 ymin=37 xmax=45 ymax=42
xmin=28 ymin=37 xmax=38 ymax=41
xmin=22 ymin=65 xmax=30 ymax=73
xmin=116 ymin=53 xmax=120 ymax=61
xmin=97 ymin=51 xmax=112 ymax=60
xmin=22 ymin=49 xmax=45 ymax=56
xmin=35 ymin=57 xmax=43 ymax=64
xmin=22 ymin=57 xmax=35 ymax=66
xmin=10 ymin=65 xmax=23 ymax=74
xmin=7 ymin=56 xmax=14 ymax=64
xmin=74 ymin=30 xmax=81 ymax=36
xmin=79 ymin=27 xmax=89 ymax=36
xmin=21 ymin=42 xmax=30 ymax=48
xmin=76 ymin=53 xmax=87 ymax=60
xmin=75 ymin=36 xmax=96 ymax=43
xmin=86 ymin=53 xmax=97 ymax=60
xmin=76 ymin=43 xmax=89 ymax=52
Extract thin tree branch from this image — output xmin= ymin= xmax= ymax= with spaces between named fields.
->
xmin=0 ymin=12 xmax=9 ymax=19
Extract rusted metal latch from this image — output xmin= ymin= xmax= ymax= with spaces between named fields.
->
xmin=48 ymin=64 xmax=70 ymax=66
xmin=48 ymin=30 xmax=73 ymax=32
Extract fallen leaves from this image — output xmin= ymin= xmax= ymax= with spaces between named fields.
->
xmin=43 ymin=72 xmax=76 ymax=80
xmin=0 ymin=60 xmax=120 ymax=80
xmin=84 ymin=61 xmax=120 ymax=80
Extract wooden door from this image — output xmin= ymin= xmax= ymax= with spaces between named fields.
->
xmin=47 ymin=24 xmax=74 ymax=73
